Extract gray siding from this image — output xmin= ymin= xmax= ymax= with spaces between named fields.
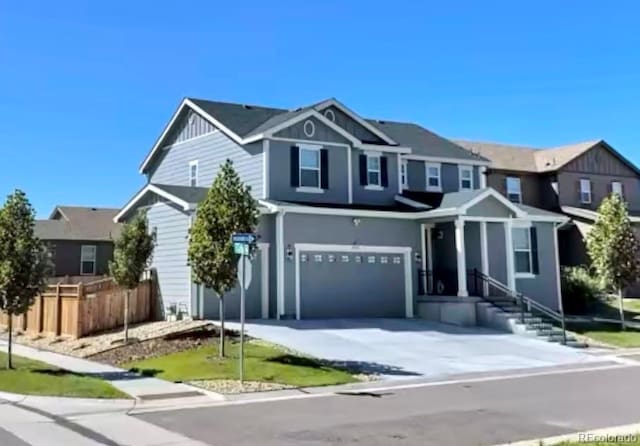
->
xmin=281 ymin=213 xmax=421 ymax=318
xmin=407 ymin=161 xmax=481 ymax=193
xmin=319 ymin=105 xmax=384 ymax=144
xmin=273 ymin=116 xmax=351 ymax=145
xmin=486 ymin=170 xmax=546 ymax=208
xmin=466 ymin=196 xmax=515 ymax=218
xmin=352 ymin=150 xmax=399 ymax=205
xmin=515 ymin=223 xmax=561 ymax=311
xmin=558 ymin=171 xmax=640 ymax=212
xmin=164 ymin=109 xmax=216 ymax=146
xmin=146 ymin=200 xmax=191 ymax=314
xmin=268 ymin=140 xmax=349 ymax=204
xmin=46 ymin=240 xmax=113 ymax=277
xmin=487 ymin=223 xmax=507 ymax=284
xmin=564 ymin=143 xmax=637 ymax=177
xmin=464 ymin=222 xmax=482 ymax=273
xmin=149 ymin=131 xmax=263 ymax=198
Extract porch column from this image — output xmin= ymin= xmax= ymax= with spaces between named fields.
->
xmin=479 ymin=221 xmax=489 ymax=296
xmin=504 ymin=219 xmax=516 ymax=290
xmin=455 ymin=218 xmax=468 ymax=297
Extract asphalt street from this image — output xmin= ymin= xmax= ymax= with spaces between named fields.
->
xmin=138 ymin=363 xmax=640 ymax=446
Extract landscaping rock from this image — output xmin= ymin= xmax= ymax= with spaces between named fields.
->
xmin=189 ymin=379 xmax=295 ymax=394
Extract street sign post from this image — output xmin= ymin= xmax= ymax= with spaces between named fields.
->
xmin=232 ymin=232 xmax=256 ymax=386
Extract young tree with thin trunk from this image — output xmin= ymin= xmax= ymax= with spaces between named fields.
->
xmin=109 ymin=210 xmax=155 ymax=343
xmin=188 ymin=159 xmax=259 ymax=358
xmin=586 ymin=193 xmax=640 ymax=330
xmin=0 ymin=190 xmax=49 ymax=369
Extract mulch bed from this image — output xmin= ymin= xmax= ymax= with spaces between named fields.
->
xmin=89 ymin=325 xmax=239 ymax=367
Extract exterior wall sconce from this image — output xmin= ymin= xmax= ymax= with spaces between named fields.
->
xmin=352 ymin=218 xmax=361 ymax=227
xmin=415 ymin=252 xmax=422 ymax=264
xmin=286 ymin=244 xmax=294 ymax=261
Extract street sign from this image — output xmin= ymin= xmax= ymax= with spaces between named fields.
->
xmin=232 ymin=233 xmax=256 ymax=244
xmin=237 ymin=256 xmax=252 ymax=290
xmin=233 ymin=242 xmax=250 ymax=256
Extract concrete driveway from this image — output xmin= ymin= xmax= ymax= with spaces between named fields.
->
xmin=227 ymin=319 xmax=598 ymax=380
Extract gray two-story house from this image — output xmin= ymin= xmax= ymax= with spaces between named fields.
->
xmin=456 ymin=140 xmax=640 ymax=276
xmin=115 ymin=97 xmax=568 ymax=321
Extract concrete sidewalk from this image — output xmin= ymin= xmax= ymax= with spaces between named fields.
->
xmin=0 ymin=339 xmax=221 ymax=404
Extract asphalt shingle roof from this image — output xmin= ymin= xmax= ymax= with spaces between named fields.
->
xmin=36 ymin=206 xmax=122 ymax=241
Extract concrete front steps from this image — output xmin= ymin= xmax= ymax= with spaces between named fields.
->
xmin=476 ymin=296 xmax=588 ymax=348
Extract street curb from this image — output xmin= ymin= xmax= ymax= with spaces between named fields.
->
xmin=493 ymin=422 xmax=640 ymax=445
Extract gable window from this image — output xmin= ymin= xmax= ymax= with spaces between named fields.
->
xmin=367 ymin=155 xmax=381 ymax=187
xmin=303 ymin=120 xmax=316 ymax=138
xmin=80 ymin=245 xmax=97 ymax=275
xmin=459 ymin=166 xmax=474 ymax=190
xmin=512 ymin=227 xmax=539 ymax=277
xmin=425 ymin=163 xmax=441 ymax=191
xmin=189 ymin=160 xmax=199 ymax=187
xmin=401 ymin=160 xmax=408 ymax=189
xmin=611 ymin=181 xmax=624 ymax=199
xmin=580 ymin=178 xmax=592 ymax=204
xmin=506 ymin=177 xmax=521 ymax=203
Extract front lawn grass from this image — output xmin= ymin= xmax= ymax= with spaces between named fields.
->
xmin=124 ymin=340 xmax=357 ymax=387
xmin=0 ymin=351 xmax=128 ymax=399
xmin=570 ymin=323 xmax=640 ymax=348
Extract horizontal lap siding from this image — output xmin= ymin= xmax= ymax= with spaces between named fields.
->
xmin=146 ymin=201 xmax=190 ymax=314
xmin=149 ymin=132 xmax=263 ymax=198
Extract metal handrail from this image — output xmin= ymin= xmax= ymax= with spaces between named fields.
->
xmin=472 ymin=269 xmax=567 ymax=345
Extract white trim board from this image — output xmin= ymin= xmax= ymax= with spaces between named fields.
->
xmin=294 ymin=243 xmax=413 ymax=320
xmin=114 ymin=184 xmax=194 ymax=222
xmin=403 ymin=154 xmax=490 ymax=167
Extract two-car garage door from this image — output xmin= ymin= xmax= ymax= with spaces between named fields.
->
xmin=295 ymin=245 xmax=412 ymax=319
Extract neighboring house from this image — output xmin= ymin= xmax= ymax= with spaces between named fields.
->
xmin=115 ymin=97 xmax=568 ymax=321
xmin=455 ymin=139 xmax=640 ymax=282
xmin=35 ymin=206 xmax=122 ymax=281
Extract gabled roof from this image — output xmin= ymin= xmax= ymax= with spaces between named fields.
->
xmin=455 ymin=139 xmax=640 ymax=175
xmin=375 ymin=122 xmax=489 ymax=163
xmin=114 ymin=183 xmax=206 ymax=222
xmin=36 ymin=206 xmax=122 ymax=241
xmin=140 ymin=97 xmax=490 ymax=173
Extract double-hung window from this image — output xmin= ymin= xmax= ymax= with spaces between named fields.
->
xmin=512 ymin=227 xmax=538 ymax=277
xmin=367 ymin=155 xmax=381 ymax=187
xmin=506 ymin=177 xmax=521 ymax=203
xmin=459 ymin=166 xmax=473 ymax=190
xmin=425 ymin=163 xmax=441 ymax=191
xmin=299 ymin=146 xmax=321 ymax=189
xmin=580 ymin=178 xmax=592 ymax=204
xmin=80 ymin=245 xmax=97 ymax=275
xmin=401 ymin=160 xmax=408 ymax=189
xmin=189 ymin=160 xmax=199 ymax=187
xmin=611 ymin=181 xmax=623 ymax=199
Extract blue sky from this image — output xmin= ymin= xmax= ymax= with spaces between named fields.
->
xmin=1 ymin=1 xmax=639 ymax=217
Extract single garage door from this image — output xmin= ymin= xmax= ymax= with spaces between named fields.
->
xmin=297 ymin=247 xmax=410 ymax=318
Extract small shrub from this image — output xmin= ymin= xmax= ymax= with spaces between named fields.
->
xmin=561 ymin=266 xmax=602 ymax=314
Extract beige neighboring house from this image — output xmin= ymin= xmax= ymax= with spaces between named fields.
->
xmin=456 ymin=139 xmax=640 ymax=294
xmin=35 ymin=206 xmax=122 ymax=282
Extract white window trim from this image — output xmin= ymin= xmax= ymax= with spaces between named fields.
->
xmin=506 ymin=176 xmax=522 ymax=203
xmin=459 ymin=165 xmax=474 ymax=190
xmin=580 ymin=178 xmax=592 ymax=204
xmin=401 ymin=159 xmax=408 ymax=190
xmin=189 ymin=160 xmax=199 ymax=187
xmin=366 ymin=153 xmax=382 ymax=188
xmin=80 ymin=245 xmax=97 ymax=276
xmin=298 ymin=144 xmax=321 ymax=190
xmin=513 ymin=227 xmax=534 ymax=278
xmin=611 ymin=181 xmax=623 ymax=199
xmin=425 ymin=162 xmax=442 ymax=192
xmin=303 ymin=120 xmax=316 ymax=137
xmin=323 ymin=109 xmax=335 ymax=122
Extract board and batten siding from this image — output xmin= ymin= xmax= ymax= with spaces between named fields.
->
xmin=148 ymin=131 xmax=264 ymax=198
xmin=146 ymin=200 xmax=191 ymax=314
xmin=164 ymin=109 xmax=217 ymax=146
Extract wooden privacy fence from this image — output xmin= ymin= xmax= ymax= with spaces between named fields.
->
xmin=0 ymin=273 xmax=156 ymax=338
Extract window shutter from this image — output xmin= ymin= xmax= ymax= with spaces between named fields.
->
xmin=320 ymin=149 xmax=329 ymax=189
xmin=530 ymin=227 xmax=539 ymax=275
xmin=380 ymin=156 xmax=388 ymax=187
xmin=290 ymin=146 xmax=299 ymax=187
xmin=359 ymin=154 xmax=368 ymax=186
